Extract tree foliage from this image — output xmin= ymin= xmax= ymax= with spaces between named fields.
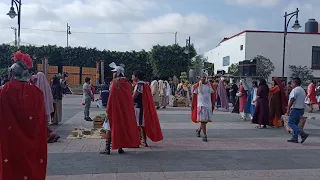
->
xmin=191 ymin=54 xmax=207 ymax=77
xmin=0 ymin=68 xmax=8 ymax=77
xmin=289 ymin=65 xmax=313 ymax=86
xmin=254 ymin=55 xmax=275 ymax=79
xmin=0 ymin=44 xmax=196 ymax=80
xmin=150 ymin=44 xmax=196 ymax=79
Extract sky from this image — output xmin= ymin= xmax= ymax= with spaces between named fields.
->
xmin=0 ymin=0 xmax=319 ymax=53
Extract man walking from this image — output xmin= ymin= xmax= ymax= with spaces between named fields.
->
xmin=100 ymin=62 xmax=140 ymax=155
xmin=132 ymin=71 xmax=163 ymax=147
xmin=191 ymin=73 xmax=215 ymax=142
xmin=287 ymin=78 xmax=309 ymax=143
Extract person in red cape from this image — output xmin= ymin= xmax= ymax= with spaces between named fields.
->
xmin=191 ymin=73 xmax=216 ymax=142
xmin=0 ymin=51 xmax=47 ymax=180
xmin=100 ymin=62 xmax=140 ymax=155
xmin=132 ymin=71 xmax=163 ymax=147
xmin=306 ymin=79 xmax=317 ymax=113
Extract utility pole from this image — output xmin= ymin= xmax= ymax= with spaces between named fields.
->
xmin=11 ymin=27 xmax=17 ymax=46
xmin=175 ymin=32 xmax=177 ymax=44
xmin=66 ymin=23 xmax=71 ymax=47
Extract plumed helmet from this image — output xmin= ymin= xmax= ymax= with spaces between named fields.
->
xmin=109 ymin=62 xmax=125 ymax=76
xmin=9 ymin=51 xmax=33 ymax=82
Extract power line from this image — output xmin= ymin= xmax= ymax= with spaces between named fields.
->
xmin=0 ymin=27 xmax=175 ymax=35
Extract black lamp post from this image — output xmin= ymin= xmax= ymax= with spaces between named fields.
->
xmin=67 ymin=23 xmax=71 ymax=47
xmin=184 ymin=36 xmax=191 ymax=59
xmin=7 ymin=0 xmax=21 ymax=48
xmin=282 ymin=8 xmax=301 ymax=78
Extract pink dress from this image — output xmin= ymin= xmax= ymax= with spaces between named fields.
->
xmin=239 ymin=85 xmax=248 ymax=112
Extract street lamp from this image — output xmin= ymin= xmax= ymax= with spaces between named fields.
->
xmin=282 ymin=8 xmax=301 ymax=78
xmin=67 ymin=23 xmax=71 ymax=47
xmin=184 ymin=36 xmax=191 ymax=55
xmin=7 ymin=0 xmax=21 ymax=48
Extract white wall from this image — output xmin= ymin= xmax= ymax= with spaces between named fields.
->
xmin=203 ymin=33 xmax=246 ymax=74
xmin=245 ymin=32 xmax=320 ymax=78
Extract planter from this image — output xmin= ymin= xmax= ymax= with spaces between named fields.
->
xmin=282 ymin=115 xmax=307 ymax=134
xmin=93 ymin=115 xmax=105 ymax=129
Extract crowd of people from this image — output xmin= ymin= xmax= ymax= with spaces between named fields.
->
xmin=0 ymin=51 xmax=312 ymax=179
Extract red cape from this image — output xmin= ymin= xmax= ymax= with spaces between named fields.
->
xmin=0 ymin=81 xmax=47 ymax=180
xmin=308 ymin=83 xmax=317 ymax=104
xmin=191 ymin=82 xmax=216 ymax=123
xmin=107 ymin=78 xmax=140 ymax=149
xmin=141 ymin=84 xmax=163 ymax=142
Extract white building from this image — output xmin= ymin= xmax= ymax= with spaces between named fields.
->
xmin=203 ymin=30 xmax=320 ymax=79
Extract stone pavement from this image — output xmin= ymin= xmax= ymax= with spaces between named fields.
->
xmin=47 ymin=95 xmax=320 ymax=180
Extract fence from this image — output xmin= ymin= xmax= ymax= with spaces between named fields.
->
xmin=37 ymin=65 xmax=97 ymax=85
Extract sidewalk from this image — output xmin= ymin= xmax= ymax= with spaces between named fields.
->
xmin=46 ymin=95 xmax=320 ymax=180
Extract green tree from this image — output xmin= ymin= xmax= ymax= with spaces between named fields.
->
xmin=289 ymin=65 xmax=313 ymax=86
xmin=254 ymin=55 xmax=275 ymax=79
xmin=0 ymin=43 xmax=198 ymax=81
xmin=191 ymin=55 xmax=207 ymax=77
xmin=0 ymin=68 xmax=8 ymax=77
xmin=150 ymin=44 xmax=196 ymax=78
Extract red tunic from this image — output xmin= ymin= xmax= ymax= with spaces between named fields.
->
xmin=0 ymin=81 xmax=47 ymax=180
xmin=308 ymin=83 xmax=317 ymax=104
xmin=238 ymin=85 xmax=248 ymax=112
xmin=191 ymin=82 xmax=216 ymax=123
xmin=107 ymin=78 xmax=140 ymax=149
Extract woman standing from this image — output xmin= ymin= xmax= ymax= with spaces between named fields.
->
xmin=165 ymin=80 xmax=171 ymax=105
xmin=316 ymin=81 xmax=320 ymax=111
xmin=247 ymin=81 xmax=258 ymax=120
xmin=252 ymin=79 xmax=269 ymax=128
xmin=217 ymin=77 xmax=229 ymax=110
xmin=36 ymin=72 xmax=54 ymax=123
xmin=269 ymin=77 xmax=287 ymax=128
xmin=51 ymin=76 xmax=63 ymax=125
xmin=237 ymin=79 xmax=250 ymax=120
xmin=34 ymin=73 xmax=60 ymax=142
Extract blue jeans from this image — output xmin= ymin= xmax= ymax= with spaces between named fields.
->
xmin=288 ymin=109 xmax=304 ymax=139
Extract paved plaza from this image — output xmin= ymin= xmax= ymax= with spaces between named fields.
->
xmin=47 ymin=95 xmax=320 ymax=180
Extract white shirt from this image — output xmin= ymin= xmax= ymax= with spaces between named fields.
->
xmin=289 ymin=86 xmax=306 ymax=109
xmin=194 ymin=84 xmax=213 ymax=107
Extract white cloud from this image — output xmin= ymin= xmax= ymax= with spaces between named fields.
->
xmin=225 ymin=0 xmax=280 ymax=7
xmin=131 ymin=13 xmax=257 ymax=52
xmin=0 ymin=0 xmax=257 ymax=53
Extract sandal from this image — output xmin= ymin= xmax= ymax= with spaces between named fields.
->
xmin=196 ymin=129 xmax=201 ymax=138
xmin=141 ymin=142 xmax=149 ymax=147
xmin=202 ymin=136 xmax=208 ymax=142
xmin=100 ymin=138 xmax=111 ymax=155
xmin=118 ymin=148 xmax=125 ymax=154
xmin=255 ymin=126 xmax=265 ymax=129
xmin=54 ymin=135 xmax=60 ymax=142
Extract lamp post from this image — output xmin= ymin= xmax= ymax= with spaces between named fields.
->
xmin=7 ymin=0 xmax=22 ymax=48
xmin=184 ymin=36 xmax=191 ymax=61
xmin=66 ymin=23 xmax=71 ymax=47
xmin=282 ymin=8 xmax=301 ymax=78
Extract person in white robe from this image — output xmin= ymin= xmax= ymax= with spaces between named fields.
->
xmin=151 ymin=77 xmax=160 ymax=109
